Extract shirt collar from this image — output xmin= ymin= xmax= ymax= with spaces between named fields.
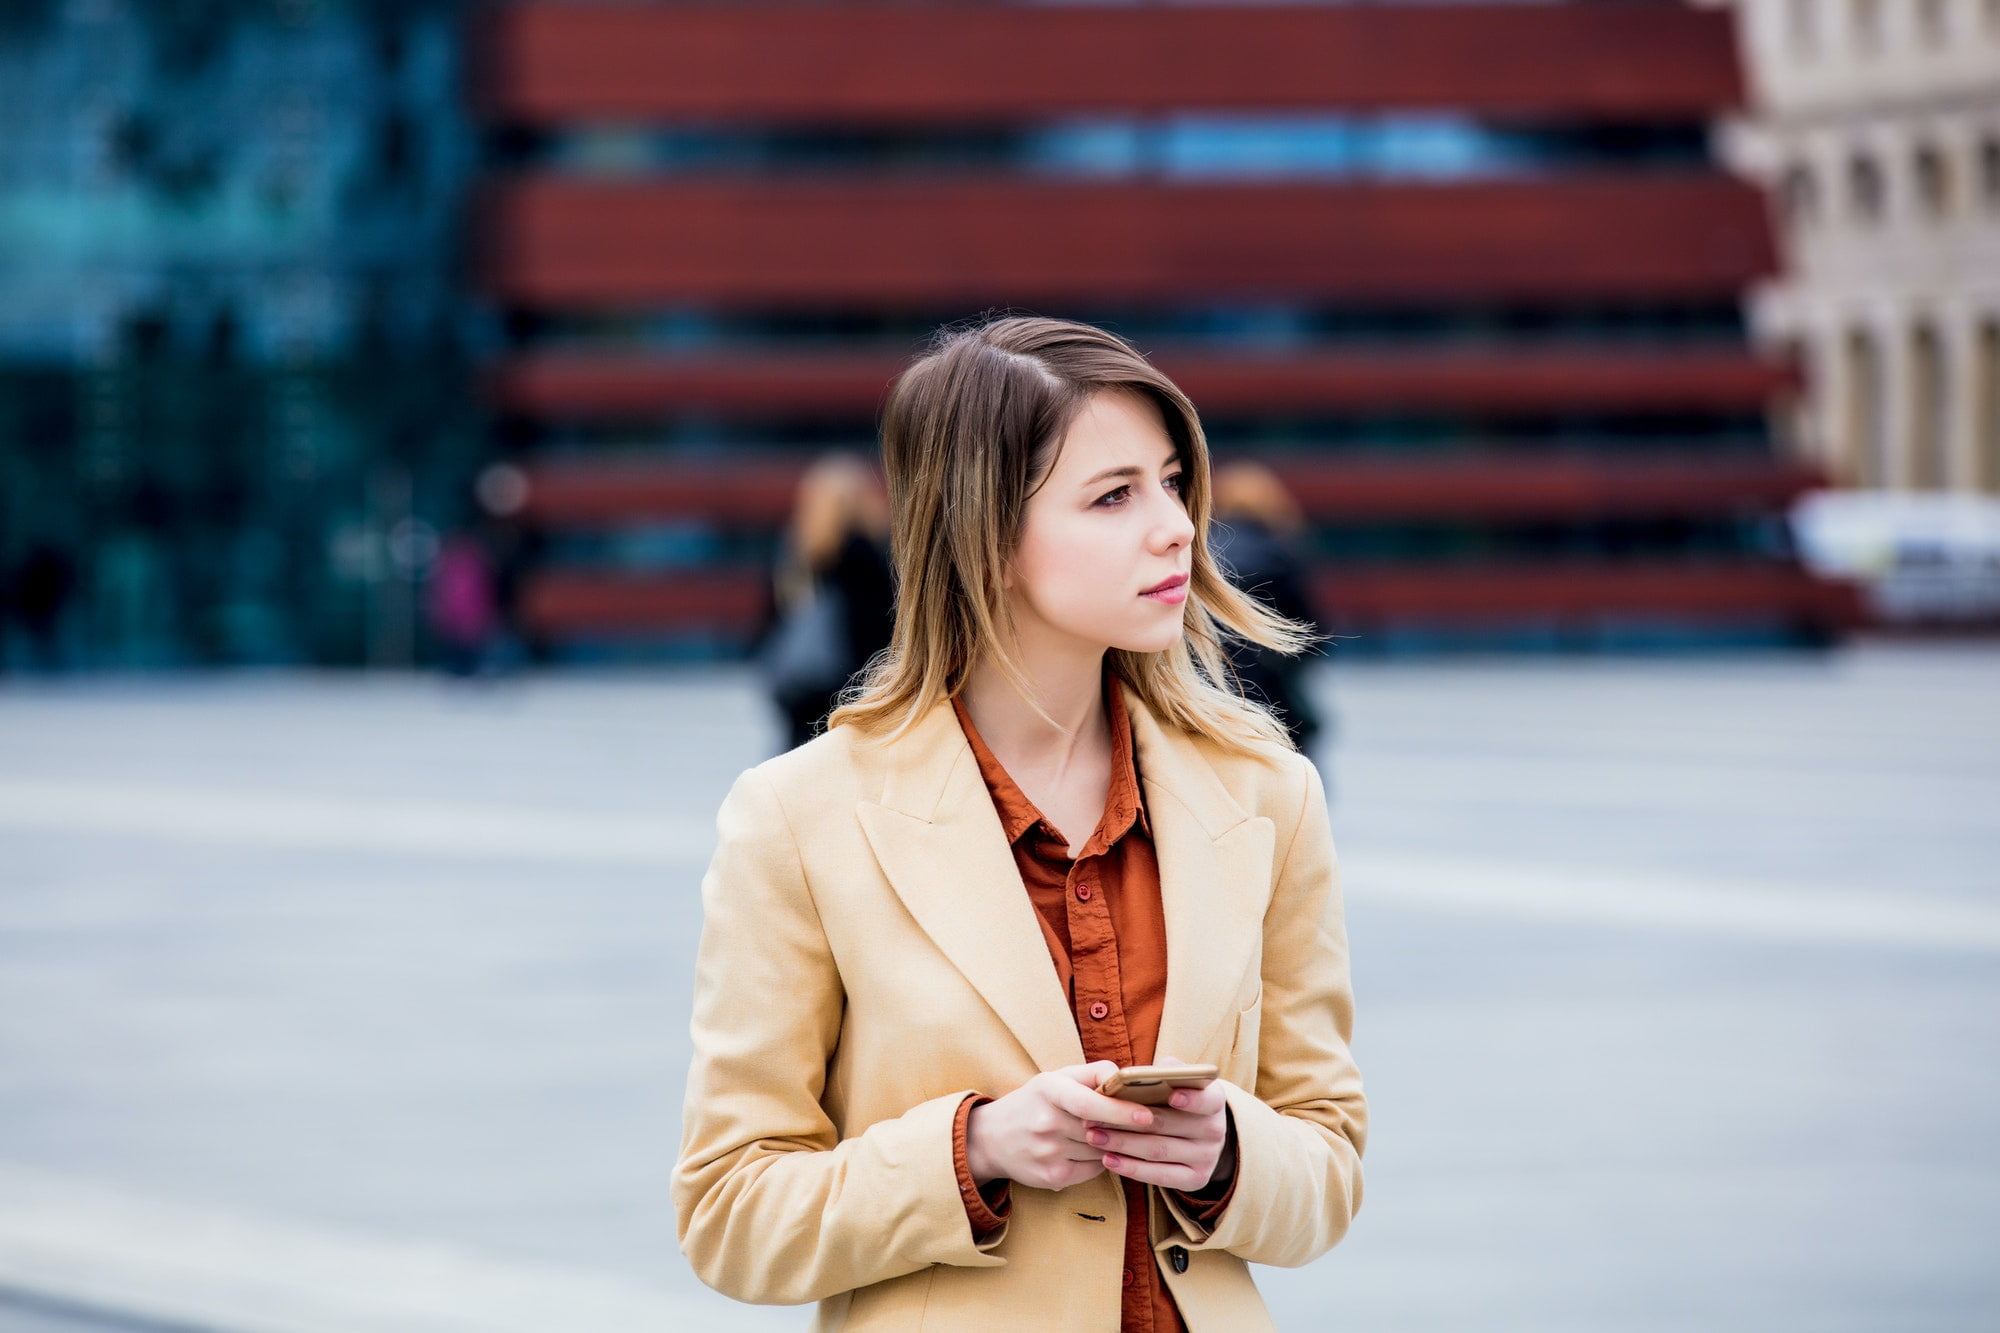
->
xmin=949 ymin=663 xmax=1151 ymax=856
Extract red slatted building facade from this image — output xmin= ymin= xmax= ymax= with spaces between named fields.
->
xmin=469 ymin=1 xmax=1861 ymax=655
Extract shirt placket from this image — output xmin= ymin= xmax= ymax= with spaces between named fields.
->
xmin=1062 ymin=847 xmax=1133 ymax=1067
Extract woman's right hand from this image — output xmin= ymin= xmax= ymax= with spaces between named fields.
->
xmin=964 ymin=1061 xmax=1157 ymax=1192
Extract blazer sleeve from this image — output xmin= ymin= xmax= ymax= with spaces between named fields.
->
xmin=672 ymin=766 xmax=1007 ymax=1306
xmin=1159 ymin=751 xmax=1367 ymax=1266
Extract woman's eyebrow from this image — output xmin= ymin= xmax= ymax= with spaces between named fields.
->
xmin=1079 ymin=460 xmax=1178 ymax=487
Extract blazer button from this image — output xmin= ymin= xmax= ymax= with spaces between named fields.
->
xmin=1088 ymin=1001 xmax=1109 ymax=1020
xmin=1169 ymin=1245 xmax=1189 ymax=1274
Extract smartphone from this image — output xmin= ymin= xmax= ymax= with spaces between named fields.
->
xmin=1099 ymin=1063 xmax=1219 ymax=1106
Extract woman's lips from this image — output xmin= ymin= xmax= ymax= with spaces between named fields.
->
xmin=1141 ymin=574 xmax=1189 ymax=604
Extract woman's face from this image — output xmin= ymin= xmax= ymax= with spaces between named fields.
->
xmin=1005 ymin=387 xmax=1197 ymax=657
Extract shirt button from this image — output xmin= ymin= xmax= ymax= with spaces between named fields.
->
xmin=1075 ymin=882 xmax=1093 ymax=901
xmin=1088 ymin=1001 xmax=1109 ymax=1020
xmin=1121 ymin=1268 xmax=1135 ymax=1288
xmin=1169 ymin=1245 xmax=1190 ymax=1273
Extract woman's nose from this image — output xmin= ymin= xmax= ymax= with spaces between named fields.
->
xmin=1152 ymin=493 xmax=1195 ymax=550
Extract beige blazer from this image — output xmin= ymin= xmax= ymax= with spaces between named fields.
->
xmin=673 ymin=680 xmax=1366 ymax=1331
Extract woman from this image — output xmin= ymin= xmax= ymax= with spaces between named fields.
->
xmin=757 ymin=453 xmax=898 ymax=749
xmin=1210 ymin=460 xmax=1328 ymax=759
xmin=674 ymin=317 xmax=1366 ymax=1331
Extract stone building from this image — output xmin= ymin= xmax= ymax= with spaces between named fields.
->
xmin=1719 ymin=0 xmax=2000 ymax=492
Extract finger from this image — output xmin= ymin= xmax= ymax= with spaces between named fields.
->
xmin=1051 ymin=1142 xmax=1106 ymax=1163
xmin=1055 ymin=1061 xmax=1121 ymax=1090
xmin=1113 ymin=1104 xmax=1223 ymax=1140
xmin=1084 ymin=1125 xmax=1200 ymax=1166
xmin=1142 ymin=1059 xmax=1223 ymax=1113
xmin=1165 ymin=1082 xmax=1228 ymax=1116
xmin=1050 ymin=1079 xmax=1156 ymax=1129
xmin=1102 ymin=1151 xmax=1211 ymax=1192
xmin=1046 ymin=1158 xmax=1108 ymax=1190
xmin=1030 ymin=1120 xmax=1115 ymax=1158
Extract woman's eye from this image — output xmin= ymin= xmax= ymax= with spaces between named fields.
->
xmin=1095 ymin=486 xmax=1131 ymax=507
xmin=1164 ymin=473 xmax=1184 ymax=493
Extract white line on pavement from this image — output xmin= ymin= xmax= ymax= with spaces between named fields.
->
xmin=6 ymin=778 xmax=1997 ymax=953
xmin=1349 ymin=850 xmax=2000 ymax=954
xmin=0 ymin=780 xmax=713 ymax=868
xmin=0 ymin=1164 xmax=796 ymax=1333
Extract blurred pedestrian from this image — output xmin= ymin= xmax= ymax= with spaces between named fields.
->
xmin=756 ymin=453 xmax=896 ymax=749
xmin=676 ymin=316 xmax=1364 ymax=1330
xmin=1210 ymin=461 xmax=1327 ymax=758
xmin=426 ymin=528 xmax=498 ymax=678
xmin=473 ymin=462 xmax=538 ymax=670
xmin=10 ymin=542 xmax=77 ymax=673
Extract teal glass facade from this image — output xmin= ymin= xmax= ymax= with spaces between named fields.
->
xmin=0 ymin=1 xmax=478 ymax=668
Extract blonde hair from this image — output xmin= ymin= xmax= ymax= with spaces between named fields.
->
xmin=1213 ymin=460 xmax=1306 ymax=539
xmin=827 ymin=315 xmax=1318 ymax=754
xmin=776 ymin=453 xmax=887 ymax=610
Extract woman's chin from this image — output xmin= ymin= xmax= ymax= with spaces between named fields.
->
xmin=1106 ymin=622 xmax=1188 ymax=656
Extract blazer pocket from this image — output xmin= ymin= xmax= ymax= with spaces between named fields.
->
xmin=1228 ymin=980 xmax=1263 ymax=1084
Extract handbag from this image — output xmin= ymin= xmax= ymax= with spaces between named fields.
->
xmin=759 ymin=580 xmax=852 ymax=709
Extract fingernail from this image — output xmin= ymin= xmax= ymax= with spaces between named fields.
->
xmin=1087 ymin=1129 xmax=1107 ymax=1146
xmin=1170 ymin=1092 xmax=1187 ymax=1108
xmin=1132 ymin=1110 xmax=1151 ymax=1126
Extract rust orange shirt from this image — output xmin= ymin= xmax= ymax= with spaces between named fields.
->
xmin=946 ymin=671 xmax=1234 ymax=1333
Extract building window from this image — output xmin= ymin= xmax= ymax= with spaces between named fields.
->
xmin=205 ymin=307 xmax=240 ymax=366
xmin=1851 ymin=0 xmax=1884 ymax=51
xmin=1780 ymin=161 xmax=1820 ymax=227
xmin=1982 ymin=137 xmax=2000 ymax=211
xmin=1918 ymin=0 xmax=1950 ymax=45
xmin=1787 ymin=0 xmax=1819 ymax=52
xmin=1914 ymin=143 xmax=1953 ymax=217
xmin=1910 ymin=323 xmax=1949 ymax=489
xmin=1977 ymin=320 xmax=2000 ymax=493
xmin=1843 ymin=327 xmax=1887 ymax=486
xmin=376 ymin=109 xmax=416 ymax=189
xmin=1848 ymin=153 xmax=1887 ymax=223
xmin=121 ymin=309 xmax=172 ymax=362
xmin=1773 ymin=336 xmax=1816 ymax=458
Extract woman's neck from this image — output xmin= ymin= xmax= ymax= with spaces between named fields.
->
xmin=958 ymin=645 xmax=1110 ymax=784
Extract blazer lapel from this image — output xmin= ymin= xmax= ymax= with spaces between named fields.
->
xmin=856 ymin=701 xmax=1085 ymax=1073
xmin=854 ymin=685 xmax=1275 ymax=1075
xmin=1123 ymin=681 xmax=1274 ymax=1067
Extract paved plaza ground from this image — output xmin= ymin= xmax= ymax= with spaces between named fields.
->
xmin=0 ymin=644 xmax=1995 ymax=1331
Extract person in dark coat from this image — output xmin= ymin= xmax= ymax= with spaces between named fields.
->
xmin=756 ymin=453 xmax=897 ymax=751
xmin=1208 ymin=462 xmax=1327 ymax=758
xmin=427 ymin=529 xmax=499 ymax=679
xmin=11 ymin=542 xmax=77 ymax=672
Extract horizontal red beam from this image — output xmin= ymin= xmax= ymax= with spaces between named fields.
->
xmin=1277 ymin=456 xmax=1825 ymax=522
xmin=521 ymin=569 xmax=766 ymax=635
xmin=518 ymin=564 xmax=1862 ymax=638
xmin=487 ymin=348 xmax=1795 ymax=419
xmin=520 ymin=462 xmax=804 ymax=527
xmin=479 ymin=175 xmax=1776 ymax=307
xmin=474 ymin=3 xmax=1743 ymax=124
xmin=492 ymin=351 xmax=904 ymax=419
xmin=513 ymin=455 xmax=1827 ymax=528
xmin=1315 ymin=564 xmax=1863 ymax=627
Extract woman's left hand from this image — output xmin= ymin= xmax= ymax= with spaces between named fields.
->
xmin=1084 ymin=1062 xmax=1235 ymax=1192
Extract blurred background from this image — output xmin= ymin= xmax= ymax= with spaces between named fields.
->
xmin=0 ymin=2 xmax=1996 ymax=1331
